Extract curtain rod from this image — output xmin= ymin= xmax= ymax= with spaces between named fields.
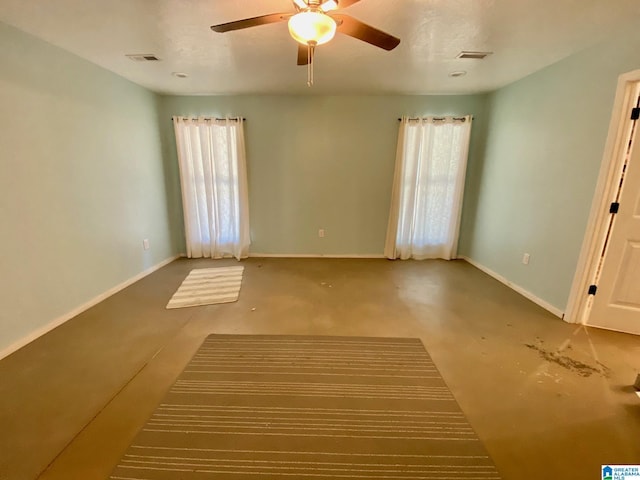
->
xmin=171 ymin=117 xmax=246 ymax=121
xmin=398 ymin=116 xmax=471 ymax=122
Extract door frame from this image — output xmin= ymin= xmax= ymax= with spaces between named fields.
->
xmin=564 ymin=69 xmax=640 ymax=325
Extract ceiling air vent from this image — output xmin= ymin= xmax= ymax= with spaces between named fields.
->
xmin=456 ymin=51 xmax=492 ymax=60
xmin=126 ymin=54 xmax=161 ymax=62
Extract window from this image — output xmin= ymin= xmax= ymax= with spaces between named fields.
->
xmin=173 ymin=117 xmax=250 ymax=260
xmin=385 ymin=116 xmax=472 ymax=260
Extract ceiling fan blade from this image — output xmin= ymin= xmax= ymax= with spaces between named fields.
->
xmin=211 ymin=13 xmax=289 ymax=33
xmin=332 ymin=14 xmax=400 ymax=51
xmin=297 ymin=44 xmax=309 ymax=65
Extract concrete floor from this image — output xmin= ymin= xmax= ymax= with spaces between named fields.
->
xmin=0 ymin=258 xmax=639 ymax=480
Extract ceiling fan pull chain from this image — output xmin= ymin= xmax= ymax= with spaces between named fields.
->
xmin=307 ymin=42 xmax=316 ymax=86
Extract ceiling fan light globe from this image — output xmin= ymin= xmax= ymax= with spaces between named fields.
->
xmin=288 ymin=11 xmax=337 ymax=45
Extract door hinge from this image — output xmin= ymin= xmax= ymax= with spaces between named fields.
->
xmin=588 ymin=285 xmax=598 ymax=296
xmin=610 ymin=202 xmax=620 ymax=214
xmin=632 ymin=107 xmax=640 ymax=120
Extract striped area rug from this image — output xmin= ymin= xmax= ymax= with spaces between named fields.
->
xmin=110 ymin=335 xmax=501 ymax=479
xmin=166 ymin=267 xmax=244 ymax=309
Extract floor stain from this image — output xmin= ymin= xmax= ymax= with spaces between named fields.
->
xmin=596 ymin=360 xmax=612 ymax=377
xmin=524 ymin=343 xmax=603 ymax=377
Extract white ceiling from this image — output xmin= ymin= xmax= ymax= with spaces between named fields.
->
xmin=1 ymin=0 xmax=639 ymax=95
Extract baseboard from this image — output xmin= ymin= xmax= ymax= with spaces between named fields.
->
xmin=177 ymin=252 xmax=386 ymax=259
xmin=0 ymin=254 xmax=180 ymax=361
xmin=459 ymin=256 xmax=564 ymax=318
xmin=248 ymin=253 xmax=386 ymax=259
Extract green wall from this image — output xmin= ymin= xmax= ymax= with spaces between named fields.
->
xmin=158 ymin=94 xmax=488 ymax=256
xmin=462 ymin=26 xmax=640 ymax=311
xmin=0 ymin=22 xmax=176 ymax=354
xmin=5 ymin=14 xmax=638 ymax=354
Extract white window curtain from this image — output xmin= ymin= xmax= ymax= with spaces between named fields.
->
xmin=384 ymin=116 xmax=472 ymax=260
xmin=173 ymin=116 xmax=250 ymax=260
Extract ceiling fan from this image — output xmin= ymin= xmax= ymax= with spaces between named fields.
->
xmin=210 ymin=0 xmax=400 ymax=85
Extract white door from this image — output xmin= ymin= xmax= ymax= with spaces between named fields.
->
xmin=587 ymin=103 xmax=640 ymax=334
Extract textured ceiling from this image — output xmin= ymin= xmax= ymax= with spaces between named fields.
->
xmin=1 ymin=0 xmax=639 ymax=95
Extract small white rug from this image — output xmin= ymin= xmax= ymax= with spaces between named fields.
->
xmin=166 ymin=266 xmax=244 ymax=309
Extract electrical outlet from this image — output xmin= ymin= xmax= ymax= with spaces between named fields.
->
xmin=318 ymin=229 xmax=325 ymax=238
xmin=522 ymin=253 xmax=530 ymax=265
xmin=143 ymin=238 xmax=150 ymax=250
